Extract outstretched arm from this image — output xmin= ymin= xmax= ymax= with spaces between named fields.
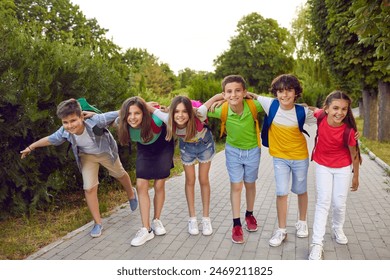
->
xmin=20 ymin=136 xmax=52 ymax=159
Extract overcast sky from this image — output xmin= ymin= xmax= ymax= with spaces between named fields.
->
xmin=71 ymin=0 xmax=307 ymax=74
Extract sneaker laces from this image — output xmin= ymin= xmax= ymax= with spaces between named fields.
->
xmin=296 ymin=221 xmax=307 ymax=232
xmin=334 ymin=228 xmax=346 ymax=239
xmin=272 ymin=230 xmax=285 ymax=241
xmin=154 ymin=219 xmax=163 ymax=229
xmin=189 ymin=219 xmax=197 ymax=230
xmin=310 ymin=244 xmax=323 ymax=259
xmin=135 ymin=228 xmax=147 ymax=238
xmin=247 ymin=215 xmax=257 ymax=226
xmin=202 ymin=218 xmax=211 ymax=229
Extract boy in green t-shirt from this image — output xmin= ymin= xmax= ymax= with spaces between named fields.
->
xmin=206 ymin=75 xmax=262 ymax=244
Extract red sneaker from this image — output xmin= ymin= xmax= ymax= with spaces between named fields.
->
xmin=232 ymin=225 xmax=244 ymax=244
xmin=245 ymin=215 xmax=258 ymax=232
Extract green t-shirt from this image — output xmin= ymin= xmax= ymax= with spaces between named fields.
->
xmin=208 ymin=100 xmax=262 ymax=149
xmin=129 ymin=114 xmax=163 ymax=144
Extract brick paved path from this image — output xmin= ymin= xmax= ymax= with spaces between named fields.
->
xmin=27 ymin=126 xmax=390 ymax=260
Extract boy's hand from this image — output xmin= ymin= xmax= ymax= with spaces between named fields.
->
xmin=83 ymin=111 xmax=96 ymax=119
xmin=245 ymin=92 xmax=257 ymax=99
xmin=20 ymin=146 xmax=33 ymax=159
xmin=209 ymin=100 xmax=225 ymax=112
xmin=354 ymin=131 xmax=360 ymax=140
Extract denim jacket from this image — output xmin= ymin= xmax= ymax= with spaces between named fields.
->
xmin=48 ymin=111 xmax=119 ymax=172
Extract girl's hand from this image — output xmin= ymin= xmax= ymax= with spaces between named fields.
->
xmin=351 ymin=176 xmax=359 ymax=191
xmin=146 ymin=101 xmax=160 ymax=108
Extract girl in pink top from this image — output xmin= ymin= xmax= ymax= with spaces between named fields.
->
xmin=309 ymin=90 xmax=362 ymax=260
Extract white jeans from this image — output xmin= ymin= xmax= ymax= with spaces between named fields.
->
xmin=311 ymin=163 xmax=352 ymax=245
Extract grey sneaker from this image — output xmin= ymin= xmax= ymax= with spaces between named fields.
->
xmin=333 ymin=227 xmax=348 ymax=244
xmin=90 ymin=224 xmax=103 ymax=238
xmin=131 ymin=227 xmax=154 ymax=246
xmin=269 ymin=229 xmax=287 ymax=247
xmin=295 ymin=221 xmax=309 ymax=238
xmin=188 ymin=217 xmax=199 ymax=235
xmin=129 ymin=187 xmax=138 ymax=211
xmin=309 ymin=244 xmax=324 ymax=260
xmin=151 ymin=218 xmax=166 ymax=236
xmin=201 ymin=217 xmax=213 ymax=236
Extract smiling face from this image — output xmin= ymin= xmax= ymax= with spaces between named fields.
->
xmin=325 ymin=98 xmax=349 ymax=127
xmin=276 ymin=88 xmax=296 ymax=110
xmin=222 ymin=82 xmax=246 ymax=107
xmin=127 ymin=105 xmax=143 ymax=128
xmin=61 ymin=113 xmax=85 ymax=135
xmin=173 ymin=102 xmax=189 ymax=129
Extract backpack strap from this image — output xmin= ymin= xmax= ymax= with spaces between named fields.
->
xmin=261 ymin=99 xmax=279 ymax=148
xmin=219 ymin=102 xmax=229 ymax=138
xmin=343 ymin=126 xmax=352 ymax=149
xmin=295 ymin=104 xmax=310 ymax=137
xmin=311 ymin=111 xmax=326 ymax=161
xmin=219 ymin=100 xmax=260 ymax=147
xmin=245 ymin=99 xmax=261 ymax=148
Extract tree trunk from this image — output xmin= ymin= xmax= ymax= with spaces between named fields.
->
xmin=358 ymin=98 xmax=363 ymax=118
xmin=362 ymin=88 xmax=378 ymax=140
xmin=378 ymin=81 xmax=390 ymax=141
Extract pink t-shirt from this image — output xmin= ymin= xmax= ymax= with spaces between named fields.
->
xmin=313 ymin=109 xmax=357 ymax=168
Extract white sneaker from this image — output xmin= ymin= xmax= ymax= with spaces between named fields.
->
xmin=201 ymin=217 xmax=213 ymax=236
xmin=295 ymin=221 xmax=309 ymax=238
xmin=151 ymin=218 xmax=166 ymax=236
xmin=269 ymin=229 xmax=287 ymax=247
xmin=309 ymin=244 xmax=324 ymax=260
xmin=333 ymin=227 xmax=348 ymax=244
xmin=131 ymin=227 xmax=154 ymax=246
xmin=188 ymin=217 xmax=199 ymax=235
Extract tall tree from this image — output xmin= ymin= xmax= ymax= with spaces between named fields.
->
xmin=214 ymin=13 xmax=295 ymax=93
xmin=14 ymin=0 xmax=120 ymax=58
xmin=123 ymin=48 xmax=177 ymax=96
xmin=0 ymin=0 xmax=131 ymax=215
xmin=291 ymin=4 xmax=333 ymax=106
xmin=349 ymin=0 xmax=390 ymax=141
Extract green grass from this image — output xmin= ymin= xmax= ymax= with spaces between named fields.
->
xmin=356 ymin=118 xmax=390 ymax=167
xmin=0 ymin=141 xmax=225 ymax=260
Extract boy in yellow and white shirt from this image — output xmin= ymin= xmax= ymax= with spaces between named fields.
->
xmin=250 ymin=74 xmax=316 ymax=247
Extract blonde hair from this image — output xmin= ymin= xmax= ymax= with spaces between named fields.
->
xmin=165 ymin=96 xmax=197 ymax=141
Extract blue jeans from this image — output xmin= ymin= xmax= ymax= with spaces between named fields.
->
xmin=225 ymin=143 xmax=261 ymax=183
xmin=273 ymin=157 xmax=309 ymax=196
xmin=179 ymin=128 xmax=215 ymax=165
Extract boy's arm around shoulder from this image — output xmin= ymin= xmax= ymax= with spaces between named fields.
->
xmin=92 ymin=111 xmax=119 ymax=128
xmin=203 ymin=93 xmax=224 ymax=111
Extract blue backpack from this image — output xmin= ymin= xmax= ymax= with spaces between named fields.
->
xmin=261 ymin=99 xmax=309 ymax=147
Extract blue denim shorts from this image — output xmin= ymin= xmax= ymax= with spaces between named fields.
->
xmin=179 ymin=128 xmax=216 ymax=165
xmin=273 ymin=157 xmax=309 ymax=196
xmin=225 ymin=143 xmax=261 ymax=183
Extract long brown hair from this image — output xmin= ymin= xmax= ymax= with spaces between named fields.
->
xmin=323 ymin=90 xmax=362 ymax=164
xmin=117 ymin=96 xmax=154 ymax=145
xmin=165 ymin=96 xmax=197 ymax=141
